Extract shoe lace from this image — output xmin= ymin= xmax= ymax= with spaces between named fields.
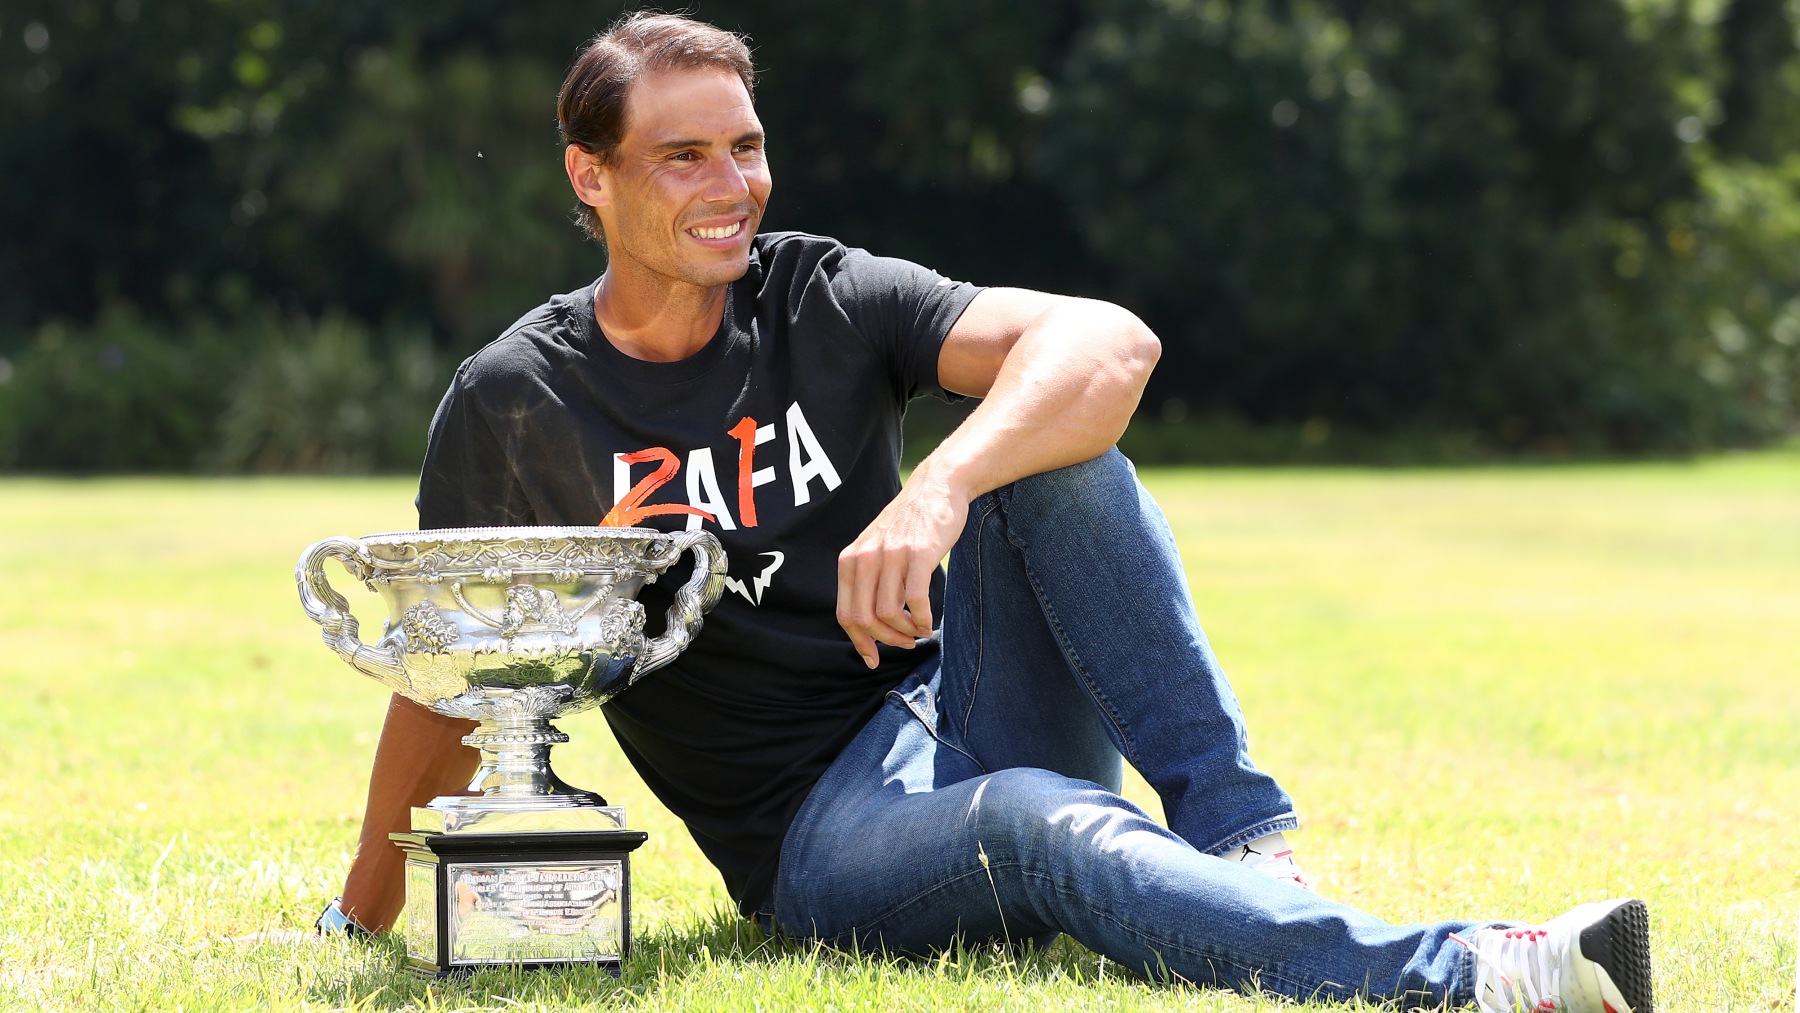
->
xmin=1451 ymin=927 xmax=1566 ymax=1012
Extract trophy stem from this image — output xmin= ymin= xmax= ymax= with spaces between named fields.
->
xmin=462 ymin=715 xmax=606 ymax=804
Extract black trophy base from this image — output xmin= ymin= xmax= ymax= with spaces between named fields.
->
xmin=389 ymin=828 xmax=649 ymax=978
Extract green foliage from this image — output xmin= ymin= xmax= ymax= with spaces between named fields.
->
xmin=3 ymin=0 xmax=1800 ymax=468
xmin=1118 ymin=414 xmax=1489 ymax=466
xmin=690 ymin=0 xmax=1097 ymax=292
xmin=1040 ymin=0 xmax=1800 ymax=450
xmin=0 ymin=1 xmax=626 ymax=343
xmin=207 ymin=313 xmax=448 ymax=474
xmin=0 ymin=311 xmax=449 ymax=473
xmin=0 ymin=308 xmax=243 ymax=471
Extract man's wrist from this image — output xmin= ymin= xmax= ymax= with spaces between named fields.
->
xmin=907 ymin=449 xmax=983 ymax=506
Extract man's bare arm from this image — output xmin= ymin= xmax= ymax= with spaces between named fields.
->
xmin=337 ymin=695 xmax=479 ymax=931
xmin=836 ymin=288 xmax=1160 ymax=666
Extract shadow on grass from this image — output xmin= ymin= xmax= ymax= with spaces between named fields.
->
xmin=304 ymin=908 xmax=1126 ymax=1010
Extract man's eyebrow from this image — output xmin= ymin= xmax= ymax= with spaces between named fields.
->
xmin=645 ymin=130 xmax=765 ymax=155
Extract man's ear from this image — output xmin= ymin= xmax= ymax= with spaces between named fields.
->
xmin=565 ymin=144 xmax=609 ymax=211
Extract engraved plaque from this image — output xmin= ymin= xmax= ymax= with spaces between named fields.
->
xmin=447 ymin=860 xmax=625 ymax=964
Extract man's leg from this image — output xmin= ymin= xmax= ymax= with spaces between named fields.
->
xmin=771 ymin=665 xmax=1478 ymax=1006
xmin=774 ymin=450 xmax=1651 ymax=1008
xmin=938 ymin=446 xmax=1295 ymax=856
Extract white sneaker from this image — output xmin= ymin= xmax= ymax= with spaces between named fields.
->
xmin=1453 ymin=898 xmax=1654 ymax=1013
xmin=1230 ymin=832 xmax=1314 ymax=892
xmin=313 ymin=896 xmax=374 ymax=939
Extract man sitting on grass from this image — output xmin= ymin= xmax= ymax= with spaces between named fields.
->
xmin=316 ymin=13 xmax=1656 ymax=1012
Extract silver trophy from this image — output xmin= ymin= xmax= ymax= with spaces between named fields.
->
xmin=296 ymin=526 xmax=726 ymax=976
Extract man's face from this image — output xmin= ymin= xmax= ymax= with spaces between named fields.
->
xmin=589 ymin=67 xmax=770 ymax=289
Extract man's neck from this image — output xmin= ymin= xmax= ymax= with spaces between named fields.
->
xmin=593 ymin=260 xmax=729 ymax=363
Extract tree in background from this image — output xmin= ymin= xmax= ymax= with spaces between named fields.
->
xmin=0 ymin=2 xmax=606 ymax=343
xmin=0 ymin=0 xmax=1090 ymax=345
xmin=1 ymin=0 xmax=1796 ymax=469
xmin=1044 ymin=0 xmax=1800 ymax=450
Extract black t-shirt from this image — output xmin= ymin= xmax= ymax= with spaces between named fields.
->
xmin=416 ymin=231 xmax=982 ymax=915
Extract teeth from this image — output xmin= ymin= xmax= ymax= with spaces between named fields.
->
xmin=688 ymin=222 xmax=742 ymax=240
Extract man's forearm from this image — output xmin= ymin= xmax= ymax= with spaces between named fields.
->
xmin=922 ymin=298 xmax=1159 ymax=503
xmin=339 ymin=694 xmax=479 ymax=932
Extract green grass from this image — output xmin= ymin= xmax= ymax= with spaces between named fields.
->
xmin=2 ymin=454 xmax=1797 ymax=1011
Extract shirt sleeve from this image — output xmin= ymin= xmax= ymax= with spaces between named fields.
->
xmin=415 ymin=363 xmax=535 ymax=530
xmin=827 ymin=247 xmax=983 ymax=404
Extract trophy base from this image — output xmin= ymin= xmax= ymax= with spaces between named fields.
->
xmin=390 ymin=828 xmax=648 ymax=978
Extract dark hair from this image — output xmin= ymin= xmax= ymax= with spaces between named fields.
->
xmin=557 ymin=12 xmax=757 ymax=243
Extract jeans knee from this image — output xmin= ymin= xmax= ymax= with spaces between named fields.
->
xmin=962 ymin=767 xmax=1134 ymax=861
xmin=1014 ymin=446 xmax=1129 ymax=494
xmin=966 ymin=767 xmax=1078 ymax=830
xmin=995 ymin=448 xmax=1138 ymax=524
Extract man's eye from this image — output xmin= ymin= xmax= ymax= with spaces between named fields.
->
xmin=671 ymin=151 xmax=697 ymax=162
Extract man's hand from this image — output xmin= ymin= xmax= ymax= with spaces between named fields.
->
xmin=835 ymin=288 xmax=1158 ymax=669
xmin=836 ymin=466 xmax=969 ymax=668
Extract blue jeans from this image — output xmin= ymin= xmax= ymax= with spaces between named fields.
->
xmin=768 ymin=450 xmax=1480 ymax=1005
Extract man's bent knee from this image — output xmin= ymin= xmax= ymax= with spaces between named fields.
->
xmin=992 ymin=447 xmax=1140 ymax=522
xmin=962 ymin=767 xmax=1147 ymax=858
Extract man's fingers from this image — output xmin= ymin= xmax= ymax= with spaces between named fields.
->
xmin=872 ymin=549 xmax=917 ymax=636
xmin=904 ymin=556 xmax=935 ymax=635
xmin=845 ymin=625 xmax=905 ymax=668
xmin=868 ymin=619 xmax=920 ymax=650
xmin=845 ymin=629 xmax=879 ymax=669
xmin=864 ymin=557 xmax=928 ymax=646
xmin=838 ymin=543 xmax=910 ymax=663
xmin=835 ymin=547 xmax=859 ymax=621
xmin=859 ymin=550 xmax=924 ymax=647
xmin=836 ymin=548 xmax=877 ymax=667
xmin=838 ymin=475 xmax=964 ymax=665
xmin=841 ymin=608 xmax=918 ymax=665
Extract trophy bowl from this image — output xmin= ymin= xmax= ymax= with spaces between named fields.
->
xmin=297 ymin=525 xmax=727 ymax=832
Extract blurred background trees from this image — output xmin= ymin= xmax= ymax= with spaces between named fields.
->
xmin=2 ymin=0 xmax=1797 ymax=471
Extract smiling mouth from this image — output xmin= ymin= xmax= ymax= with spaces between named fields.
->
xmin=686 ymin=221 xmax=743 ymax=241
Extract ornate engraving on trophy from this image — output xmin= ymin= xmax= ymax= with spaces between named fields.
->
xmin=402 ymin=601 xmax=460 ymax=652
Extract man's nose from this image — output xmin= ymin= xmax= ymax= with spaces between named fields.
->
xmin=701 ymin=155 xmax=751 ymax=203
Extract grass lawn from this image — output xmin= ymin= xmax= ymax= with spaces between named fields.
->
xmin=1 ymin=452 xmax=1796 ymax=1011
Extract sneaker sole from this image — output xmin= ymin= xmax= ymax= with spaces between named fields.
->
xmin=1577 ymin=898 xmax=1653 ymax=1013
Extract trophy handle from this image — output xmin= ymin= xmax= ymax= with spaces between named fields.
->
xmin=296 ymin=536 xmax=409 ymax=690
xmin=636 ymin=529 xmax=727 ymax=677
